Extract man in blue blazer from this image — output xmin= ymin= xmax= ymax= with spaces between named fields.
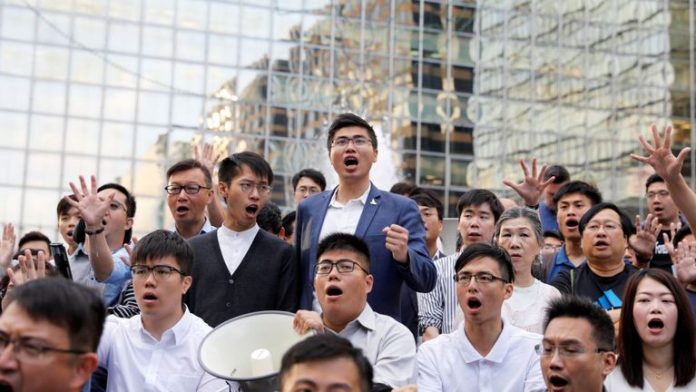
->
xmin=295 ymin=113 xmax=436 ymax=323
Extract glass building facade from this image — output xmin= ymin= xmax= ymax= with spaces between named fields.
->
xmin=0 ymin=0 xmax=693 ymax=238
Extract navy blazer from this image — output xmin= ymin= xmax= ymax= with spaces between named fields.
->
xmin=295 ymin=184 xmax=437 ymax=321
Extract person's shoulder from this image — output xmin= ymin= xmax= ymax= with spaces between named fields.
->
xmin=185 ymin=311 xmax=214 ymax=337
xmin=420 ymin=328 xmax=460 ymax=351
xmin=506 ymin=322 xmax=542 ymax=343
xmin=255 ymin=229 xmax=293 ymax=251
xmin=188 ymin=229 xmax=218 ymax=247
xmin=537 ymin=279 xmax=562 ymax=297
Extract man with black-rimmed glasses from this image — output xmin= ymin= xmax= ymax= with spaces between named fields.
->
xmin=186 ymin=151 xmax=298 ymax=327
xmin=293 ymin=233 xmax=416 ymax=390
xmin=97 ymin=230 xmax=226 ymax=391
xmin=165 ymin=159 xmax=217 ymax=240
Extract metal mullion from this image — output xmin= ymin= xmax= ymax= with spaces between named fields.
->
xmin=263 ymin=3 xmax=274 ymax=159
xmin=444 ymin=1 xmax=453 ymax=195
xmin=689 ymin=0 xmax=696 ymax=187
xmin=415 ymin=0 xmax=424 ymax=188
xmin=57 ymin=0 xmax=77 ymax=206
xmin=128 ymin=0 xmax=146 ymax=194
xmin=358 ymin=0 xmax=366 ymax=113
xmin=164 ymin=0 xmax=179 ymax=162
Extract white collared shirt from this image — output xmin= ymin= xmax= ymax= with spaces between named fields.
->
xmin=417 ymin=322 xmax=546 ymax=392
xmin=217 ymin=224 xmax=259 ymax=276
xmin=318 ymin=184 xmax=372 ymax=241
xmin=98 ymin=308 xmax=228 ymax=392
xmin=328 ymin=304 xmax=417 ymax=388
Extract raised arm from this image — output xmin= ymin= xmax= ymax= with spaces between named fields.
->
xmin=502 ymin=158 xmax=555 ymax=207
xmin=631 ymin=125 xmax=696 ymax=234
xmin=194 ymin=142 xmax=224 ymax=228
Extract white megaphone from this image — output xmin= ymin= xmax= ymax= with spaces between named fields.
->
xmin=198 ymin=311 xmax=310 ymax=392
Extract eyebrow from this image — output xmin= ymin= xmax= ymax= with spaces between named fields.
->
xmin=542 ymin=337 xmax=583 ymax=345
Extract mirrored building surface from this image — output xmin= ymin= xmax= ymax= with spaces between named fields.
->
xmin=0 ymin=0 xmax=693 ymax=238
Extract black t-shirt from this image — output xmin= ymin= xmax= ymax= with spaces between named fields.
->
xmin=650 ymin=229 xmax=674 ymax=271
xmin=551 ymin=262 xmax=639 ymax=310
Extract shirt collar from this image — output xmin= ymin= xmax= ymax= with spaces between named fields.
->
xmin=328 ymin=184 xmax=372 ymax=208
xmin=135 ymin=306 xmax=192 ymax=346
xmin=219 ymin=223 xmax=260 ymax=239
xmin=325 ymin=304 xmax=376 ymax=333
xmin=458 ymin=321 xmax=511 ymax=363
xmin=172 ymin=217 xmax=216 ymax=236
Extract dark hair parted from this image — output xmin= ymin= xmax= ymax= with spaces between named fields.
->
xmin=454 ymin=243 xmax=515 ymax=283
xmin=645 ymin=173 xmax=665 ymax=191
xmin=131 ymin=230 xmax=194 ymax=276
xmin=279 ymin=334 xmax=373 ymax=392
xmin=257 ymin=203 xmax=282 ymax=235
xmin=56 ymin=194 xmax=78 ymax=217
xmin=166 ymin=159 xmax=213 ymax=187
xmin=281 ymin=211 xmax=296 ymax=238
xmin=617 ymin=269 xmax=696 ymax=387
xmin=410 ymin=188 xmax=444 ymax=221
xmin=544 ymin=165 xmax=570 ymax=184
xmin=552 ymin=180 xmax=602 ymax=207
xmin=291 ymin=169 xmax=327 ymax=192
xmin=18 ymin=231 xmax=51 ymax=254
xmin=316 ymin=233 xmax=371 ymax=271
xmin=456 ymin=189 xmax=504 ymax=223
xmin=326 ymin=113 xmax=377 ymax=151
xmin=5 ymin=278 xmax=105 ymax=352
xmin=578 ymin=202 xmax=634 ymax=238
xmin=544 ymin=296 xmax=615 ymax=352
xmin=218 ymin=151 xmax=273 ymax=185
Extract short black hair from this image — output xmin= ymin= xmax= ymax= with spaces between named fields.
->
xmin=456 ymin=189 xmax=504 ymax=222
xmin=98 ymin=183 xmax=136 ymax=244
xmin=18 ymin=231 xmax=51 ymax=256
xmin=454 ymin=243 xmax=514 ymax=283
xmin=166 ymin=159 xmax=213 ymax=187
xmin=544 ymin=296 xmax=615 ymax=352
xmin=326 ymin=113 xmax=378 ymax=151
xmin=410 ymin=188 xmax=444 ymax=221
xmin=131 ymin=230 xmax=193 ymax=276
xmin=578 ymin=202 xmax=633 ymax=238
xmin=291 ymin=169 xmax=326 ymax=192
xmin=389 ymin=182 xmax=417 ymax=196
xmin=544 ymin=165 xmax=570 ymax=184
xmin=552 ymin=180 xmax=602 ymax=207
xmin=673 ymin=225 xmax=693 ymax=246
xmin=218 ymin=151 xmax=273 ymax=185
xmin=316 ymin=233 xmax=371 ymax=271
xmin=543 ymin=230 xmax=564 ymax=242
xmin=5 ymin=278 xmax=105 ymax=352
xmin=281 ymin=211 xmax=296 ymax=238
xmin=56 ymin=194 xmax=78 ymax=217
xmin=257 ymin=203 xmax=282 ymax=235
xmin=279 ymin=334 xmax=373 ymax=392
xmin=645 ymin=173 xmax=665 ymax=191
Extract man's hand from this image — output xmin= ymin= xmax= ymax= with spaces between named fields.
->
xmin=293 ymin=310 xmax=324 ymax=335
xmin=193 ymin=142 xmax=221 ymax=178
xmin=631 ymin=125 xmax=690 ymax=183
xmin=673 ymin=240 xmax=696 ymax=285
xmin=629 ymin=214 xmax=661 ymax=264
xmin=9 ymin=249 xmax=47 ymax=287
xmin=421 ymin=326 xmax=440 ymax=343
xmin=67 ymin=175 xmax=112 ymax=229
xmin=0 ymin=223 xmax=16 ymax=269
xmin=502 ymin=158 xmax=555 ymax=207
xmin=118 ymin=236 xmax=138 ymax=267
xmin=383 ymin=224 xmax=409 ymax=263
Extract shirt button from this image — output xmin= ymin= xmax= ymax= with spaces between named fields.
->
xmin=226 ymin=302 xmax=231 ymax=308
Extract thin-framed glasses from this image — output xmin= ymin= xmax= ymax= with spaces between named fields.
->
xmin=130 ymin=264 xmax=186 ymax=279
xmin=453 ymin=272 xmax=508 ymax=285
xmin=331 ymin=136 xmax=372 ymax=149
xmin=315 ymin=259 xmax=370 ymax=275
xmin=238 ymin=182 xmax=272 ymax=195
xmin=164 ymin=184 xmax=211 ymax=195
xmin=0 ymin=332 xmax=87 ymax=361
xmin=535 ymin=343 xmax=612 ymax=357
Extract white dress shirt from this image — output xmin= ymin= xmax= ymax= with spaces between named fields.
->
xmin=329 ymin=304 xmax=417 ymax=388
xmin=502 ymin=279 xmax=562 ymax=334
xmin=605 ymin=367 xmax=696 ymax=391
xmin=417 ymin=322 xmax=546 ymax=392
xmin=217 ymin=224 xmax=259 ymax=276
xmin=98 ymin=308 xmax=228 ymax=392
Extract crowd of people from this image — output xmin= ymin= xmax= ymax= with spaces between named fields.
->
xmin=0 ymin=114 xmax=694 ymax=392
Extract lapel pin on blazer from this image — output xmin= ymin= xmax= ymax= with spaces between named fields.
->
xmin=370 ymin=198 xmax=377 ymax=205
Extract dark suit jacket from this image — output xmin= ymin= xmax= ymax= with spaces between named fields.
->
xmin=295 ymin=184 xmax=436 ymax=321
xmin=186 ymin=228 xmax=298 ymax=327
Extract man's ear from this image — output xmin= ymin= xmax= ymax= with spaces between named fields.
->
xmin=70 ymin=352 xmax=99 ymax=390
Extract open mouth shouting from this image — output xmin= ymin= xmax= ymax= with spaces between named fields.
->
xmin=547 ymin=374 xmax=569 ymax=391
xmin=175 ymin=205 xmax=190 ymax=217
xmin=343 ymin=156 xmax=359 ymax=172
xmin=244 ymin=204 xmax=259 ymax=218
xmin=593 ymin=239 xmax=610 ymax=250
xmin=0 ymin=380 xmax=14 ymax=392
xmin=324 ymin=285 xmax=344 ymax=302
xmin=564 ymin=218 xmax=579 ymax=232
xmin=647 ymin=317 xmax=665 ymax=334
xmin=465 ymin=297 xmax=483 ymax=315
xmin=141 ymin=291 xmax=159 ymax=306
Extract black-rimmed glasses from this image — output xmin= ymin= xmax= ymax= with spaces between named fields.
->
xmin=453 ymin=272 xmax=508 ymax=285
xmin=130 ymin=264 xmax=186 ymax=279
xmin=315 ymin=259 xmax=370 ymax=275
xmin=164 ymin=184 xmax=211 ymax=195
xmin=0 ymin=332 xmax=87 ymax=361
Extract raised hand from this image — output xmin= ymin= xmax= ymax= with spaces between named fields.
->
xmin=673 ymin=241 xmax=696 ymax=285
xmin=66 ymin=175 xmax=113 ymax=229
xmin=293 ymin=310 xmax=324 ymax=334
xmin=631 ymin=125 xmax=690 ymax=182
xmin=502 ymin=158 xmax=555 ymax=207
xmin=383 ymin=224 xmax=409 ymax=263
xmin=628 ymin=214 xmax=661 ymax=263
xmin=9 ymin=249 xmax=47 ymax=287
xmin=193 ymin=142 xmax=221 ymax=177
xmin=0 ymin=223 xmax=16 ymax=269
xmin=119 ymin=236 xmax=138 ymax=267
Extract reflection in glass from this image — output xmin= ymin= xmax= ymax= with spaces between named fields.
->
xmin=30 ymin=115 xmax=64 ymax=152
xmin=0 ymin=149 xmax=25 ymax=185
xmin=26 ymin=152 xmax=61 ymax=188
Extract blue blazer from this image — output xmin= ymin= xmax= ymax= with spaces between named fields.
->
xmin=295 ymin=184 xmax=437 ymax=321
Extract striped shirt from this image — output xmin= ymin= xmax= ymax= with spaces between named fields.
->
xmin=107 ymin=280 xmax=139 ymax=319
xmin=417 ymin=252 xmax=462 ymax=335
